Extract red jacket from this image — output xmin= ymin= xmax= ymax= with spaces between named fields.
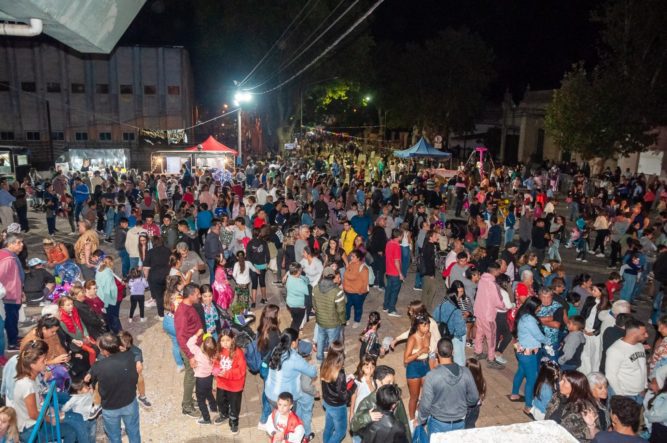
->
xmin=212 ymin=347 xmax=246 ymax=392
xmin=606 ymin=280 xmax=622 ymax=301
xmin=268 ymin=410 xmax=304 ymax=442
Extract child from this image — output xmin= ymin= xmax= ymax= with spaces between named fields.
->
xmin=61 ymin=379 xmax=96 ymax=443
xmin=619 ymin=253 xmax=641 ymax=302
xmin=605 ymin=271 xmax=622 ymax=302
xmin=212 ymin=328 xmax=247 ymax=433
xmin=450 ymin=281 xmax=475 ymax=347
xmin=558 ymin=315 xmax=586 ymax=371
xmin=232 ymin=250 xmax=255 ymax=310
xmin=127 ymin=267 xmax=149 ymax=322
xmin=465 ymin=358 xmax=486 ymax=428
xmin=0 ymin=406 xmax=19 ymax=443
xmin=212 ymin=254 xmax=234 ymax=310
xmin=118 ymin=331 xmax=152 ymax=409
xmin=359 ymin=311 xmax=383 ymax=360
xmin=349 ymin=354 xmax=377 ymax=430
xmin=566 ymin=292 xmax=581 ymax=318
xmin=530 ymin=361 xmax=560 ymax=420
xmin=187 ymin=329 xmax=218 ymax=425
xmin=320 ymin=341 xmax=348 ymax=443
xmin=265 ymin=392 xmax=306 ymax=443
xmin=57 ymin=296 xmax=97 ymax=366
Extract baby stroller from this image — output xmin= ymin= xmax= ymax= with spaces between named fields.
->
xmin=219 ymin=309 xmax=256 ymax=343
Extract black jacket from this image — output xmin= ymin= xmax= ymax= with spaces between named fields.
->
xmin=73 ymin=299 xmax=108 ymax=339
xmin=358 ymin=411 xmax=409 ymax=443
xmin=368 ymin=226 xmax=388 ymax=255
xmin=321 ymin=370 xmax=348 ymax=407
xmin=421 ymin=241 xmax=436 ymax=276
xmin=246 ymin=239 xmax=270 ymax=265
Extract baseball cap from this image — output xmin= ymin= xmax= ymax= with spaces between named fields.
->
xmin=322 ymin=266 xmax=336 ymax=278
xmin=297 ymin=339 xmax=313 ymax=357
xmin=28 ymin=258 xmax=46 ymax=267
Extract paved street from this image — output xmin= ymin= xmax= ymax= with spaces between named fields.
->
xmin=15 ymin=205 xmax=655 ymax=442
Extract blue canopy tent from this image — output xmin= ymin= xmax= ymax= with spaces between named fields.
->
xmin=393 ymin=137 xmax=451 ymax=158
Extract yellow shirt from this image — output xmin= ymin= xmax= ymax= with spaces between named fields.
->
xmin=340 ymin=229 xmax=358 ymax=255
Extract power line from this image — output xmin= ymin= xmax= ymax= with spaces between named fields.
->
xmin=244 ymin=0 xmax=353 ymax=91
xmin=183 ymin=108 xmax=240 ymax=131
xmin=238 ymin=0 xmax=321 ymax=87
xmin=251 ymin=0 xmax=386 ymax=95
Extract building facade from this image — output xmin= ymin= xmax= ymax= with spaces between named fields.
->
xmin=0 ymin=38 xmax=194 ymax=169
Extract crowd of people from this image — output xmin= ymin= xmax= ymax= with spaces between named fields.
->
xmin=0 ymin=151 xmax=664 ymax=442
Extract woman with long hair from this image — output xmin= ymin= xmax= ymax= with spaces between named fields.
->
xmin=20 ymin=315 xmax=69 ymax=367
xmin=404 ymin=314 xmax=431 ymax=420
xmin=320 ymin=341 xmax=348 ymax=443
xmin=545 ymin=370 xmax=600 ymax=442
xmin=256 ymin=304 xmax=281 ymax=427
xmin=163 ymin=275 xmax=185 ymax=371
xmin=74 ymin=220 xmax=99 ymax=281
xmin=510 ymin=296 xmax=549 ymax=416
xmin=95 ymin=255 xmax=121 ymax=333
xmin=246 ymin=227 xmax=271 ymax=307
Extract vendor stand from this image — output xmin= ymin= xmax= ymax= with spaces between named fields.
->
xmin=151 ymin=135 xmax=238 ymax=174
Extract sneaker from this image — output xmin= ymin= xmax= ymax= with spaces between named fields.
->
xmin=575 ymin=257 xmax=582 ymax=261
xmin=596 ymin=253 xmax=605 ymax=258
xmin=473 ymin=353 xmax=487 ymax=360
xmin=495 ymin=355 xmax=508 ymax=365
xmin=6 ymin=344 xmax=19 ymax=351
xmin=183 ymin=409 xmax=201 ymax=418
xmin=260 ymin=298 xmax=267 ymax=304
xmin=413 ymin=287 xmax=422 ymax=291
xmin=68 ymin=231 xmax=77 ymax=236
xmin=376 ymin=287 xmax=385 ymax=292
xmin=215 ymin=415 xmax=228 ymax=425
xmin=128 ymin=318 xmax=133 ymax=323
xmin=388 ymin=311 xmax=401 ymax=318
xmin=352 ymin=322 xmax=360 ymax=329
xmin=581 ymin=259 xmax=588 ymax=263
xmin=138 ymin=396 xmax=152 ymax=408
xmin=487 ymin=360 xmax=505 ymax=370
xmin=382 ymin=308 xmax=388 ymax=313
xmin=89 ymin=405 xmax=103 ymax=420
xmin=306 ymin=432 xmax=315 ymax=442
xmin=140 ymin=318 xmax=147 ymax=323
xmin=197 ymin=418 xmax=212 ymax=425
xmin=230 ymin=420 xmax=239 ymax=434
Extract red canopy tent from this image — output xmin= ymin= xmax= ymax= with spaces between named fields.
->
xmin=186 ymin=136 xmax=238 ymax=155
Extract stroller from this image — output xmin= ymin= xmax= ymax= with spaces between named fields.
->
xmin=219 ymin=309 xmax=256 ymax=346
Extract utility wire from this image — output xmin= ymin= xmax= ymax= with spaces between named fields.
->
xmin=251 ymin=0 xmax=386 ymax=95
xmin=238 ymin=0 xmax=320 ymax=87
xmin=245 ymin=0 xmax=358 ymax=91
xmin=183 ymin=108 xmax=240 ymax=131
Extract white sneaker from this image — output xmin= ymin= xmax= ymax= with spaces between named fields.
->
xmin=128 ymin=318 xmax=133 ymax=323
xmin=352 ymin=322 xmax=360 ymax=329
xmin=596 ymin=253 xmax=605 ymax=258
xmin=140 ymin=318 xmax=147 ymax=323
xmin=576 ymin=257 xmax=582 ymax=261
xmin=581 ymin=259 xmax=588 ymax=263
xmin=495 ymin=354 xmax=508 ymax=365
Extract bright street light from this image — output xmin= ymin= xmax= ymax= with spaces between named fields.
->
xmin=233 ymin=91 xmax=253 ymax=106
xmin=365 ymin=95 xmax=371 ymax=101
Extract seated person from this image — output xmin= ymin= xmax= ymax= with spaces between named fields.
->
xmin=23 ymin=258 xmax=55 ymax=305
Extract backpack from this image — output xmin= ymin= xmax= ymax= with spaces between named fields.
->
xmin=361 ymin=263 xmax=375 ymax=288
xmin=242 ymin=336 xmax=263 ymax=374
xmin=436 ymin=300 xmax=458 ymax=340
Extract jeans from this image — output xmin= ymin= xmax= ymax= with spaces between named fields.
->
xmin=129 ymin=257 xmax=140 ymax=270
xmin=74 ymin=201 xmax=85 ymax=222
xmin=65 ymin=410 xmax=97 ymax=443
xmin=548 ymin=238 xmax=561 ymax=262
xmin=345 ymin=293 xmax=367 ymax=323
xmin=207 ymin=259 xmax=216 ymax=284
xmin=102 ymin=398 xmax=141 ymax=443
xmin=181 ymin=350 xmax=196 ymax=411
xmin=512 ymin=352 xmax=539 ymax=407
xmin=317 ymin=326 xmax=342 ymax=362
xmin=47 ymin=216 xmax=56 ymax=235
xmin=323 ymin=401 xmax=347 ymax=443
xmin=568 ymin=201 xmax=579 ymax=221
xmin=371 ymin=252 xmax=385 ymax=288
xmin=400 ymin=246 xmax=410 ymax=277
xmin=384 ymin=276 xmax=402 ymax=313
xmin=620 ymin=273 xmax=637 ymax=302
xmin=118 ymin=248 xmax=130 ymax=278
xmin=427 ymin=416 xmax=465 ymax=436
xmin=4 ymin=302 xmax=20 ymax=347
xmin=259 ymin=378 xmax=272 ymax=424
xmin=105 ymin=302 xmax=122 ymax=334
xmin=452 ymin=334 xmax=467 ymax=366
xmin=0 ymin=315 xmax=4 ymax=355
xmin=162 ymin=315 xmax=184 ymax=367
xmin=504 ymin=228 xmax=515 ymax=245
xmin=104 ymin=217 xmax=114 ymax=239
xmin=297 ymin=393 xmax=315 ymax=437
xmin=414 ymin=271 xmax=423 ymax=289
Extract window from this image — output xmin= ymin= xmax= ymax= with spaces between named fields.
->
xmin=122 ymin=132 xmax=135 ymax=142
xmin=25 ymin=131 xmax=40 ymax=141
xmin=167 ymin=85 xmax=180 ymax=95
xmin=143 ymin=85 xmax=156 ymax=95
xmin=0 ymin=132 xmax=14 ymax=141
xmin=99 ymin=132 xmax=112 ymax=141
xmin=0 ymin=81 xmax=8 ymax=92
xmin=46 ymin=82 xmax=61 ymax=93
xmin=96 ymin=84 xmax=109 ymax=94
xmin=75 ymin=132 xmax=88 ymax=141
xmin=120 ymin=84 xmax=133 ymax=94
xmin=21 ymin=82 xmax=36 ymax=92
xmin=71 ymin=83 xmax=85 ymax=93
xmin=52 ymin=131 xmax=64 ymax=141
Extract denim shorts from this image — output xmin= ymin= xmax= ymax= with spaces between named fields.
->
xmin=406 ymin=359 xmax=430 ymax=379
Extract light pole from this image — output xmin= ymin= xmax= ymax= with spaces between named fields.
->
xmin=234 ymin=91 xmax=253 ymax=164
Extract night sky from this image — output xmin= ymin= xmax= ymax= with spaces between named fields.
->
xmin=120 ymin=0 xmax=604 ymax=103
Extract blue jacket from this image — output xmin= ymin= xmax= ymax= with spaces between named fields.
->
xmin=517 ymin=315 xmax=548 ymax=349
xmin=265 ymin=350 xmax=317 ymax=402
xmin=286 ymin=274 xmax=309 ymax=308
xmin=433 ymin=299 xmax=466 ymax=339
xmin=74 ymin=183 xmax=89 ymax=204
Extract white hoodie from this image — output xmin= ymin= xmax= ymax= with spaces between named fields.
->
xmin=605 ymin=339 xmax=647 ymax=396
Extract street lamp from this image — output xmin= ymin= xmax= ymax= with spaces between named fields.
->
xmin=233 ymin=91 xmax=253 ymax=164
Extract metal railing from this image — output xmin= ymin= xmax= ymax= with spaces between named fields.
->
xmin=28 ymin=381 xmax=61 ymax=443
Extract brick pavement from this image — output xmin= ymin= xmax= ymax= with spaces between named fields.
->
xmin=15 ymin=206 xmax=655 ymax=442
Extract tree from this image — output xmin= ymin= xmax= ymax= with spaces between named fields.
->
xmin=377 ymin=28 xmax=494 ymax=143
xmin=546 ymin=0 xmax=667 ymax=158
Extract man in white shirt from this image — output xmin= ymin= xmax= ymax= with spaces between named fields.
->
xmin=256 ymin=184 xmax=268 ymax=206
xmin=605 ymin=318 xmax=648 ymax=401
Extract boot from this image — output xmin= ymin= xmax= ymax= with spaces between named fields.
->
xmin=229 ymin=417 xmax=239 ymax=434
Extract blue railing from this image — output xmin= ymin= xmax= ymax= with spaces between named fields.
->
xmin=28 ymin=381 xmax=61 ymax=443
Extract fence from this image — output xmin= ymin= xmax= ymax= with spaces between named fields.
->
xmin=28 ymin=380 xmax=61 ymax=443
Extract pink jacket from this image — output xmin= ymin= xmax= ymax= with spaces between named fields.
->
xmin=0 ymin=249 xmax=22 ymax=303
xmin=473 ymin=273 xmax=505 ymax=322
xmin=187 ymin=335 xmax=214 ymax=378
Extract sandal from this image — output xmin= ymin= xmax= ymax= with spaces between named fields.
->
xmin=506 ymin=394 xmax=524 ymax=402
